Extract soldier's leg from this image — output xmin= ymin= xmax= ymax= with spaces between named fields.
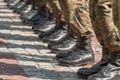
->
xmin=40 ymin=0 xmax=77 ymax=53
xmin=12 ymin=0 xmax=26 ymax=11
xmin=56 ymin=0 xmax=94 ymax=66
xmin=21 ymin=0 xmax=48 ymax=25
xmin=55 ymin=0 xmax=90 ymax=60
xmin=77 ymin=0 xmax=105 ymax=78
xmin=44 ymin=0 xmax=72 ymax=48
xmin=32 ymin=0 xmax=62 ymax=36
xmin=77 ymin=0 xmax=120 ymax=79
xmin=36 ymin=0 xmax=64 ymax=38
xmin=58 ymin=0 xmax=93 ymax=35
xmin=95 ymin=0 xmax=120 ymax=52
xmin=49 ymin=1 xmax=94 ymax=55
xmin=48 ymin=0 xmax=63 ymax=25
xmin=78 ymin=0 xmax=120 ymax=80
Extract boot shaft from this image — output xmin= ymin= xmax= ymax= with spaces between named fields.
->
xmin=77 ymin=31 xmax=93 ymax=50
xmin=110 ymin=52 xmax=120 ymax=66
xmin=101 ymin=47 xmax=110 ymax=62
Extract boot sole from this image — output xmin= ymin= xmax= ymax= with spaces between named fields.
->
xmin=58 ymin=59 xmax=94 ymax=67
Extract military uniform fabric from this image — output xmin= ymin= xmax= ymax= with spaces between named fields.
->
xmin=47 ymin=0 xmax=76 ymax=43
xmin=48 ymin=0 xmax=65 ymax=25
xmin=90 ymin=0 xmax=120 ymax=52
xmin=58 ymin=0 xmax=93 ymax=36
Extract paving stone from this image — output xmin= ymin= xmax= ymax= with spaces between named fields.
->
xmin=26 ymin=72 xmax=44 ymax=77
xmin=0 ymin=47 xmax=9 ymax=53
xmin=0 ymin=52 xmax=28 ymax=80
xmin=21 ymin=66 xmax=39 ymax=72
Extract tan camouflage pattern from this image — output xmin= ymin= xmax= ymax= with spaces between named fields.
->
xmin=48 ymin=0 xmax=64 ymax=24
xmin=58 ymin=0 xmax=93 ymax=36
xmin=34 ymin=0 xmax=64 ymax=24
xmin=90 ymin=0 xmax=120 ymax=52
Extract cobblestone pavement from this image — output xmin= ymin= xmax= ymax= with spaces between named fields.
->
xmin=0 ymin=0 xmax=102 ymax=80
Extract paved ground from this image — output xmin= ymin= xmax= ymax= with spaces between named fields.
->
xmin=0 ymin=0 xmax=102 ymax=80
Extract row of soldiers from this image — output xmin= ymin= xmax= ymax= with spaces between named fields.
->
xmin=4 ymin=0 xmax=120 ymax=80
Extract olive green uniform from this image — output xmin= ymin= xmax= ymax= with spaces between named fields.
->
xmin=48 ymin=0 xmax=64 ymax=24
xmin=58 ymin=0 xmax=93 ymax=36
xmin=90 ymin=0 xmax=120 ymax=52
xmin=33 ymin=0 xmax=93 ymax=35
xmin=33 ymin=0 xmax=63 ymax=22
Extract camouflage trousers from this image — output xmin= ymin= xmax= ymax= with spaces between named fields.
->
xmin=58 ymin=0 xmax=93 ymax=36
xmin=33 ymin=0 xmax=63 ymax=23
xmin=90 ymin=0 xmax=120 ymax=52
xmin=33 ymin=0 xmax=93 ymax=36
xmin=34 ymin=0 xmax=93 ymax=35
xmin=48 ymin=0 xmax=64 ymax=24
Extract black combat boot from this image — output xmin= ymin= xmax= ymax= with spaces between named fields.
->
xmin=12 ymin=0 xmax=26 ymax=12
xmin=22 ymin=7 xmax=47 ymax=25
xmin=24 ymin=14 xmax=46 ymax=25
xmin=38 ymin=22 xmax=65 ymax=38
xmin=42 ymin=28 xmax=67 ymax=42
xmin=16 ymin=0 xmax=32 ymax=14
xmin=47 ymin=29 xmax=68 ymax=48
xmin=41 ymin=22 xmax=68 ymax=41
xmin=50 ymin=27 xmax=77 ymax=53
xmin=88 ymin=52 xmax=120 ymax=80
xmin=46 ymin=25 xmax=72 ymax=48
xmin=58 ymin=32 xmax=94 ymax=66
xmin=55 ymin=30 xmax=82 ymax=60
xmin=7 ymin=0 xmax=20 ymax=9
xmin=20 ymin=8 xmax=38 ymax=20
xmin=20 ymin=3 xmax=32 ymax=14
xmin=33 ymin=16 xmax=55 ymax=34
xmin=51 ymin=36 xmax=77 ymax=53
xmin=77 ymin=47 xmax=109 ymax=79
xmin=20 ymin=0 xmax=39 ymax=21
xmin=32 ymin=20 xmax=52 ymax=32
